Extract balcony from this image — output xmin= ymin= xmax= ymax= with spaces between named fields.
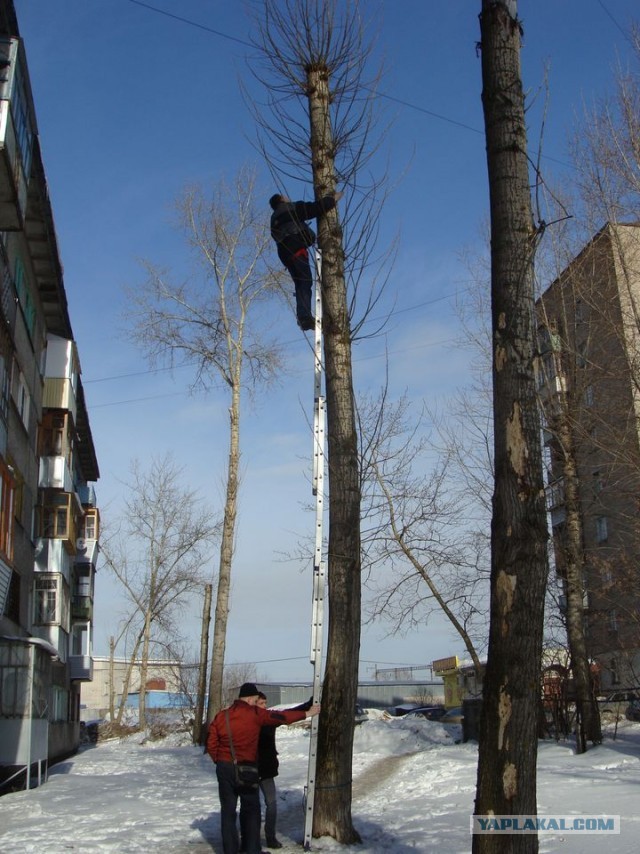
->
xmin=37 ymin=492 xmax=80 ymax=556
xmin=75 ymin=537 xmax=99 ymax=566
xmin=69 ymin=654 xmax=93 ymax=681
xmin=38 ymin=455 xmax=74 ymax=492
xmin=546 ymin=478 xmax=565 ymax=510
xmin=42 ymin=377 xmax=78 ymax=422
xmin=71 ymin=594 xmax=92 ymax=621
xmin=0 ymin=38 xmax=36 ymax=230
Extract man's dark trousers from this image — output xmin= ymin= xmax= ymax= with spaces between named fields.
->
xmin=215 ymin=761 xmax=261 ymax=854
xmin=286 ymin=250 xmax=314 ymax=327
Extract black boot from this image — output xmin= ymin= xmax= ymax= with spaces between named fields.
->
xmin=266 ymin=839 xmax=283 ymax=849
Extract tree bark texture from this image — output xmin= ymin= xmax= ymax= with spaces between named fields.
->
xmin=207 ymin=382 xmax=241 ymax=721
xmin=306 ymin=63 xmax=362 ymax=845
xmin=194 ymin=582 xmax=212 ymax=745
xmin=473 ymin=3 xmax=549 ymax=852
xmin=553 ymin=412 xmax=602 ymax=748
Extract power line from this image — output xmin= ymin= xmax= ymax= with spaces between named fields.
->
xmin=125 ymin=0 xmax=252 ymax=47
xmin=122 ymin=0 xmax=492 ymax=146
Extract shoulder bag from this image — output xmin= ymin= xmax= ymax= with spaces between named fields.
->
xmin=225 ymin=709 xmax=260 ymax=789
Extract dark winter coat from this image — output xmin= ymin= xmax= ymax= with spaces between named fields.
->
xmin=257 ymin=698 xmax=313 ymax=780
xmin=270 ymin=196 xmax=338 ymax=265
xmin=206 ymin=700 xmax=307 ymax=765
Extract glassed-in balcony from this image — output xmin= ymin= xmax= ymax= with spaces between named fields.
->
xmin=71 ymin=594 xmax=92 ymax=621
xmin=0 ymin=38 xmax=36 ymax=230
xmin=69 ymin=621 xmax=93 ymax=681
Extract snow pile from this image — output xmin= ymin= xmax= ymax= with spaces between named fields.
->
xmin=1 ymin=714 xmax=640 ymax=852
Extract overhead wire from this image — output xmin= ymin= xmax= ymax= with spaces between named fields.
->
xmin=103 ymin=0 xmax=628 ymax=407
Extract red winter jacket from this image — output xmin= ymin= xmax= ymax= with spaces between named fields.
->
xmin=206 ymin=699 xmax=307 ymax=764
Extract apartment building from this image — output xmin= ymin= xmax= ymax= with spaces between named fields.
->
xmin=0 ymin=0 xmax=100 ymax=790
xmin=537 ymin=222 xmax=640 ymax=692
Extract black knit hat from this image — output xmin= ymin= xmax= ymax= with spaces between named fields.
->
xmin=269 ymin=193 xmax=283 ymax=210
xmin=238 ymin=682 xmax=259 ymax=698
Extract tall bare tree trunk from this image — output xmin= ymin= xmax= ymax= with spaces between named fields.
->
xmin=306 ymin=65 xmax=362 ymax=845
xmin=560 ymin=438 xmax=602 ymax=748
xmin=473 ymin=3 xmax=548 ymax=851
xmin=207 ymin=382 xmax=241 ymax=720
xmin=194 ymin=582 xmax=212 ymax=745
xmin=108 ymin=636 xmax=116 ymax=723
xmin=139 ymin=608 xmax=152 ymax=730
xmin=116 ymin=633 xmax=143 ymax=725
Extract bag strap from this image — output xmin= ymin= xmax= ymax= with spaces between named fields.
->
xmin=224 ymin=709 xmax=238 ymax=765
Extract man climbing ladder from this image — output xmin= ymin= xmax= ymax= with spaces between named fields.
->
xmin=269 ymin=190 xmax=343 ymax=331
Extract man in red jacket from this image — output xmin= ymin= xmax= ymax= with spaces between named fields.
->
xmin=206 ymin=682 xmax=320 ymax=854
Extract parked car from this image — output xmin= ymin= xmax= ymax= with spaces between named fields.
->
xmin=440 ymin=706 xmax=464 ymax=725
xmin=598 ymin=691 xmax=640 ymax=719
xmin=404 ymin=705 xmax=447 ymax=721
xmin=625 ymin=699 xmax=640 ymax=722
xmin=384 ymin=702 xmax=441 ymax=718
xmin=355 ymin=704 xmax=369 ymax=724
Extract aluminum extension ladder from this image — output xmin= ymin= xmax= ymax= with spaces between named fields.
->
xmin=303 ymin=248 xmax=326 ymax=851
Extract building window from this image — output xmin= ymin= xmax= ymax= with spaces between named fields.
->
xmin=584 ymin=385 xmax=594 ymax=407
xmin=39 ymin=412 xmax=66 ymax=457
xmin=10 ymin=54 xmax=35 ymax=179
xmin=592 ymin=470 xmax=604 ymax=495
xmin=82 ymin=508 xmax=99 ymax=540
xmin=12 ymin=367 xmax=30 ymax=431
xmin=577 ymin=341 xmax=587 ymax=368
xmin=39 ymin=492 xmax=75 ymax=540
xmin=0 ymin=457 xmax=15 ymax=563
xmin=610 ymin=658 xmax=619 ymax=685
xmin=596 ymin=516 xmax=608 ymax=543
xmin=34 ymin=574 xmax=58 ymax=624
xmin=13 ymin=257 xmax=36 ymax=339
xmin=51 ymin=685 xmax=68 ymax=722
xmin=0 ymin=665 xmax=28 ymax=716
xmin=71 ymin=622 xmax=90 ymax=657
xmin=0 ymin=351 xmax=10 ymax=426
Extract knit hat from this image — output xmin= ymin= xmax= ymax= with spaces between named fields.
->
xmin=269 ymin=193 xmax=283 ymax=210
xmin=238 ymin=682 xmax=259 ymax=698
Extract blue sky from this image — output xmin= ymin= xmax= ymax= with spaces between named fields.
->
xmin=14 ymin=0 xmax=639 ymax=679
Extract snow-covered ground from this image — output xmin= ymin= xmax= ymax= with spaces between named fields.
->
xmin=1 ymin=712 xmax=639 ymax=853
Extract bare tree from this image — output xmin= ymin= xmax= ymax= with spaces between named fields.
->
xmin=358 ymin=388 xmax=485 ymax=672
xmin=101 ymin=454 xmax=218 ymax=729
xmin=250 ymin=1 xmax=387 ymax=843
xmin=127 ymin=167 xmax=284 ymax=720
xmin=473 ymin=5 xmax=549 ymax=853
xmin=536 ymin=292 xmax=603 ymax=750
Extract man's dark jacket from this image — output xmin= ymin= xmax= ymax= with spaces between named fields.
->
xmin=257 ymin=698 xmax=313 ymax=779
xmin=270 ymin=196 xmax=337 ymax=265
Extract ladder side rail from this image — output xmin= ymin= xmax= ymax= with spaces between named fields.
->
xmin=305 ymin=248 xmax=326 ymax=850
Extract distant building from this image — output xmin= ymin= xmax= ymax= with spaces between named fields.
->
xmin=537 ymin=223 xmax=640 ymax=690
xmin=432 ymin=656 xmax=484 ymax=707
xmin=0 ymin=0 xmax=100 ymax=791
xmin=240 ymin=680 xmax=445 ymax=711
xmin=81 ymin=657 xmax=190 ymax=720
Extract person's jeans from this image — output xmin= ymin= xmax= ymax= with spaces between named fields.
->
xmin=259 ymin=776 xmax=278 ymax=842
xmin=216 ymin=761 xmax=261 ymax=854
xmin=286 ymin=251 xmax=314 ymax=325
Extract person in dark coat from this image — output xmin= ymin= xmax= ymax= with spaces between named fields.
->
xmin=206 ymin=683 xmax=319 ymax=854
xmin=269 ymin=190 xmax=343 ymax=331
xmin=251 ymin=693 xmax=313 ymax=850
